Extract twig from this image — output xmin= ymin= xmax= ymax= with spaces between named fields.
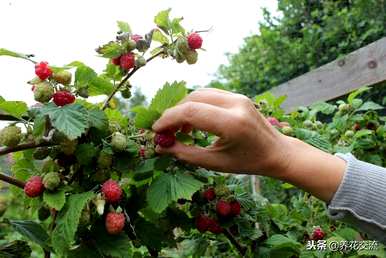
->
xmin=101 ymin=50 xmax=165 ymax=110
xmin=223 ymin=229 xmax=247 ymax=256
xmin=0 ymin=114 xmax=29 ymax=121
xmin=0 ymin=141 xmax=55 ymax=156
xmin=0 ymin=173 xmax=25 ymax=189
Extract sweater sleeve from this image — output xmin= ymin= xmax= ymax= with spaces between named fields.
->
xmin=327 ymin=153 xmax=386 ymax=244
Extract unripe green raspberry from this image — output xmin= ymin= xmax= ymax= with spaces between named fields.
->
xmin=344 ymin=130 xmax=355 ymax=138
xmin=303 ymin=120 xmax=314 ymax=129
xmin=214 ymin=185 xmax=231 ymax=197
xmin=42 ymin=159 xmax=60 ymax=174
xmin=38 ymin=206 xmax=51 ymax=221
xmin=0 ymin=126 xmax=21 ymax=147
xmin=135 ymin=56 xmax=146 ymax=67
xmin=120 ymin=88 xmax=131 ymax=99
xmin=136 ymin=39 xmax=149 ymax=52
xmin=77 ymin=87 xmax=89 ymax=98
xmin=315 ymin=121 xmax=323 ymax=129
xmin=60 ymin=138 xmax=78 ymax=155
xmin=125 ymin=39 xmax=137 ymax=51
xmin=111 ymin=132 xmax=127 ymax=152
xmin=34 ymin=81 xmax=54 ymax=103
xmin=338 ymin=103 xmax=351 ymax=113
xmin=185 ymin=49 xmax=198 ymax=65
xmin=42 ymin=172 xmax=61 ymax=191
xmin=281 ymin=126 xmax=293 ymax=136
xmin=176 ymin=37 xmax=190 ymax=55
xmin=98 ymin=150 xmax=113 ymax=168
xmin=33 ymin=147 xmax=50 ymax=160
xmin=52 ymin=70 xmax=72 ymax=85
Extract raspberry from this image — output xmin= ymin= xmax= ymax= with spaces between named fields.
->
xmin=139 ymin=146 xmax=146 ymax=158
xmin=353 ymin=123 xmax=361 ymax=131
xmin=266 ymin=117 xmax=281 ymax=127
xmin=105 ymin=211 xmax=125 ymax=235
xmin=303 ymin=120 xmax=314 ymax=129
xmin=0 ymin=126 xmax=21 ymax=147
xmin=135 ymin=56 xmax=146 ymax=67
xmin=111 ymin=56 xmax=121 ymax=66
xmin=24 ymin=176 xmax=44 ymax=197
xmin=136 ymin=39 xmax=149 ymax=52
xmin=185 ymin=49 xmax=198 ymax=65
xmin=119 ymin=53 xmax=135 ymax=70
xmin=35 ymin=61 xmax=52 ymax=80
xmin=131 ymin=34 xmax=143 ymax=43
xmin=111 ymin=132 xmax=127 ymax=152
xmin=338 ymin=103 xmax=351 ymax=113
xmin=187 ymin=32 xmax=203 ymax=50
xmin=281 ymin=126 xmax=293 ymax=136
xmin=154 ymin=131 xmax=176 ymax=148
xmin=97 ymin=150 xmax=113 ymax=168
xmin=102 ymin=179 xmax=122 ymax=203
xmin=202 ymin=187 xmax=216 ymax=201
xmin=195 ymin=214 xmax=211 ymax=232
xmin=176 ymin=37 xmax=190 ymax=55
xmin=77 ymin=87 xmax=89 ymax=98
xmin=52 ymin=70 xmax=72 ymax=85
xmin=34 ymin=81 xmax=54 ymax=103
xmin=344 ymin=130 xmax=354 ymax=138
xmin=216 ymin=200 xmax=231 ymax=217
xmin=42 ymin=172 xmax=61 ymax=191
xmin=230 ymin=200 xmax=241 ymax=216
xmin=53 ymin=91 xmax=75 ymax=106
xmin=311 ymin=227 xmax=325 ymax=240
xmin=366 ymin=122 xmax=377 ymax=130
xmin=208 ymin=219 xmax=223 ymax=234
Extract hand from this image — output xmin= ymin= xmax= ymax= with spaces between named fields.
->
xmin=152 ymin=88 xmax=291 ymax=176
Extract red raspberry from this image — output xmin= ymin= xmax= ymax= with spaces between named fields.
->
xmin=202 ymin=187 xmax=216 ymax=201
xmin=35 ymin=61 xmax=53 ymax=80
xmin=119 ymin=53 xmax=135 ymax=70
xmin=208 ymin=219 xmax=223 ymax=234
xmin=131 ymin=34 xmax=143 ymax=43
xmin=195 ymin=214 xmax=211 ymax=232
xmin=24 ymin=176 xmax=44 ymax=197
xmin=216 ymin=200 xmax=231 ymax=217
xmin=352 ymin=123 xmax=361 ymax=131
xmin=139 ymin=146 xmax=146 ymax=158
xmin=105 ymin=211 xmax=125 ymax=235
xmin=102 ymin=179 xmax=122 ymax=203
xmin=154 ymin=131 xmax=176 ymax=148
xmin=230 ymin=200 xmax=241 ymax=216
xmin=266 ymin=116 xmax=281 ymax=128
xmin=111 ymin=56 xmax=121 ymax=66
xmin=53 ymin=91 xmax=75 ymax=106
xmin=187 ymin=32 xmax=203 ymax=50
xmin=311 ymin=227 xmax=325 ymax=240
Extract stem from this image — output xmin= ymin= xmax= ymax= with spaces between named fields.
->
xmin=44 ymin=250 xmax=50 ymax=258
xmin=223 ymin=229 xmax=246 ymax=256
xmin=0 ymin=141 xmax=55 ymax=156
xmin=0 ymin=114 xmax=29 ymax=121
xmin=0 ymin=173 xmax=25 ymax=189
xmin=101 ymin=50 xmax=165 ymax=110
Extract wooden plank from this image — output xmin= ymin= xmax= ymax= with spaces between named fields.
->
xmin=271 ymin=37 xmax=386 ymax=112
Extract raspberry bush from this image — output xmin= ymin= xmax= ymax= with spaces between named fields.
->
xmin=0 ymin=9 xmax=385 ymax=258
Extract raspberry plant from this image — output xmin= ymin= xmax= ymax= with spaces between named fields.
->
xmin=0 ymin=9 xmax=385 ymax=258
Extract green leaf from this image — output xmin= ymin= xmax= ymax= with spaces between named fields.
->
xmin=0 ymin=48 xmax=30 ymax=59
xmin=149 ymin=81 xmax=187 ymax=114
xmin=171 ymin=17 xmax=185 ymax=34
xmin=147 ymin=172 xmax=203 ymax=213
xmin=131 ymin=106 xmax=160 ymax=129
xmin=152 ymin=29 xmax=169 ymax=44
xmin=40 ymin=103 xmax=89 ymax=140
xmin=347 ymin=86 xmax=370 ymax=104
xmin=0 ymin=240 xmax=31 ymax=258
xmin=93 ymin=226 xmax=132 ymax=258
xmin=309 ymin=101 xmax=336 ymax=115
xmin=96 ymin=41 xmax=125 ymax=58
xmin=51 ymin=191 xmax=95 ymax=255
xmin=135 ymin=217 xmax=165 ymax=251
xmin=89 ymin=76 xmax=114 ymax=96
xmin=356 ymin=101 xmax=383 ymax=112
xmin=266 ymin=234 xmax=301 ymax=251
xmin=357 ymin=244 xmax=385 ymax=257
xmin=294 ymin=128 xmax=332 ymax=153
xmin=154 ymin=9 xmax=171 ymax=34
xmin=33 ymin=115 xmax=46 ymax=137
xmin=105 ymin=108 xmax=129 ymax=128
xmin=88 ymin=108 xmax=108 ymax=130
xmin=117 ymin=21 xmax=131 ymax=33
xmin=75 ymin=143 xmax=98 ymax=165
xmin=0 ymin=101 xmax=28 ymax=119
xmin=8 ymin=220 xmax=50 ymax=249
xmin=75 ymin=64 xmax=97 ymax=88
xmin=43 ymin=189 xmax=66 ymax=211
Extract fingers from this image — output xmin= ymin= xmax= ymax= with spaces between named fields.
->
xmin=152 ymin=101 xmax=231 ymax=136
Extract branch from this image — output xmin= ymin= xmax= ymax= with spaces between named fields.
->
xmin=223 ymin=229 xmax=247 ymax=256
xmin=0 ymin=141 xmax=55 ymax=156
xmin=101 ymin=50 xmax=165 ymax=110
xmin=0 ymin=173 xmax=25 ymax=189
xmin=0 ymin=114 xmax=29 ymax=121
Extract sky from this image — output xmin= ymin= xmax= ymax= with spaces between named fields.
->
xmin=0 ymin=0 xmax=278 ymax=105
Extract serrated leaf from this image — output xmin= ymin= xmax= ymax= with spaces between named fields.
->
xmin=149 ymin=81 xmax=187 ymax=114
xmin=152 ymin=30 xmax=169 ymax=44
xmin=88 ymin=108 xmax=108 ymax=130
xmin=33 ymin=115 xmax=46 ymax=137
xmin=171 ymin=17 xmax=185 ymax=34
xmin=266 ymin=234 xmax=301 ymax=251
xmin=294 ymin=128 xmax=332 ymax=153
xmin=105 ymin=108 xmax=128 ymax=128
xmin=93 ymin=226 xmax=132 ymax=258
xmin=309 ymin=101 xmax=336 ymax=115
xmin=356 ymin=101 xmax=383 ymax=112
xmin=0 ymin=101 xmax=28 ymax=119
xmin=96 ymin=41 xmax=125 ymax=58
xmin=75 ymin=64 xmax=97 ymax=89
xmin=0 ymin=48 xmax=30 ymax=59
xmin=132 ymin=106 xmax=160 ymax=129
xmin=348 ymin=86 xmax=370 ymax=104
xmin=8 ymin=220 xmax=50 ymax=249
xmin=75 ymin=143 xmax=98 ymax=165
xmin=40 ymin=103 xmax=89 ymax=140
xmin=117 ymin=21 xmax=131 ymax=33
xmin=154 ymin=9 xmax=171 ymax=34
xmin=51 ymin=191 xmax=95 ymax=255
xmin=135 ymin=217 xmax=166 ymax=250
xmin=147 ymin=172 xmax=203 ymax=213
xmin=43 ymin=189 xmax=66 ymax=211
xmin=89 ymin=76 xmax=114 ymax=96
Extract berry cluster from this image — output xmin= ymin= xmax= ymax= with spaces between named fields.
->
xmin=101 ymin=180 xmax=125 ymax=235
xmin=173 ymin=32 xmax=203 ymax=64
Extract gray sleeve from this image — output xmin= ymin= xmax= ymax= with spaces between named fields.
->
xmin=327 ymin=153 xmax=386 ymax=244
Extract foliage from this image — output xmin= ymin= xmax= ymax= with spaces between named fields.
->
xmin=216 ymin=0 xmax=386 ymax=97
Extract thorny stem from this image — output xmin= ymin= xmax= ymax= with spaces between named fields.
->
xmin=223 ymin=229 xmax=247 ymax=256
xmin=0 ymin=140 xmax=55 ymax=156
xmin=0 ymin=173 xmax=25 ymax=189
xmin=101 ymin=50 xmax=165 ymax=110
